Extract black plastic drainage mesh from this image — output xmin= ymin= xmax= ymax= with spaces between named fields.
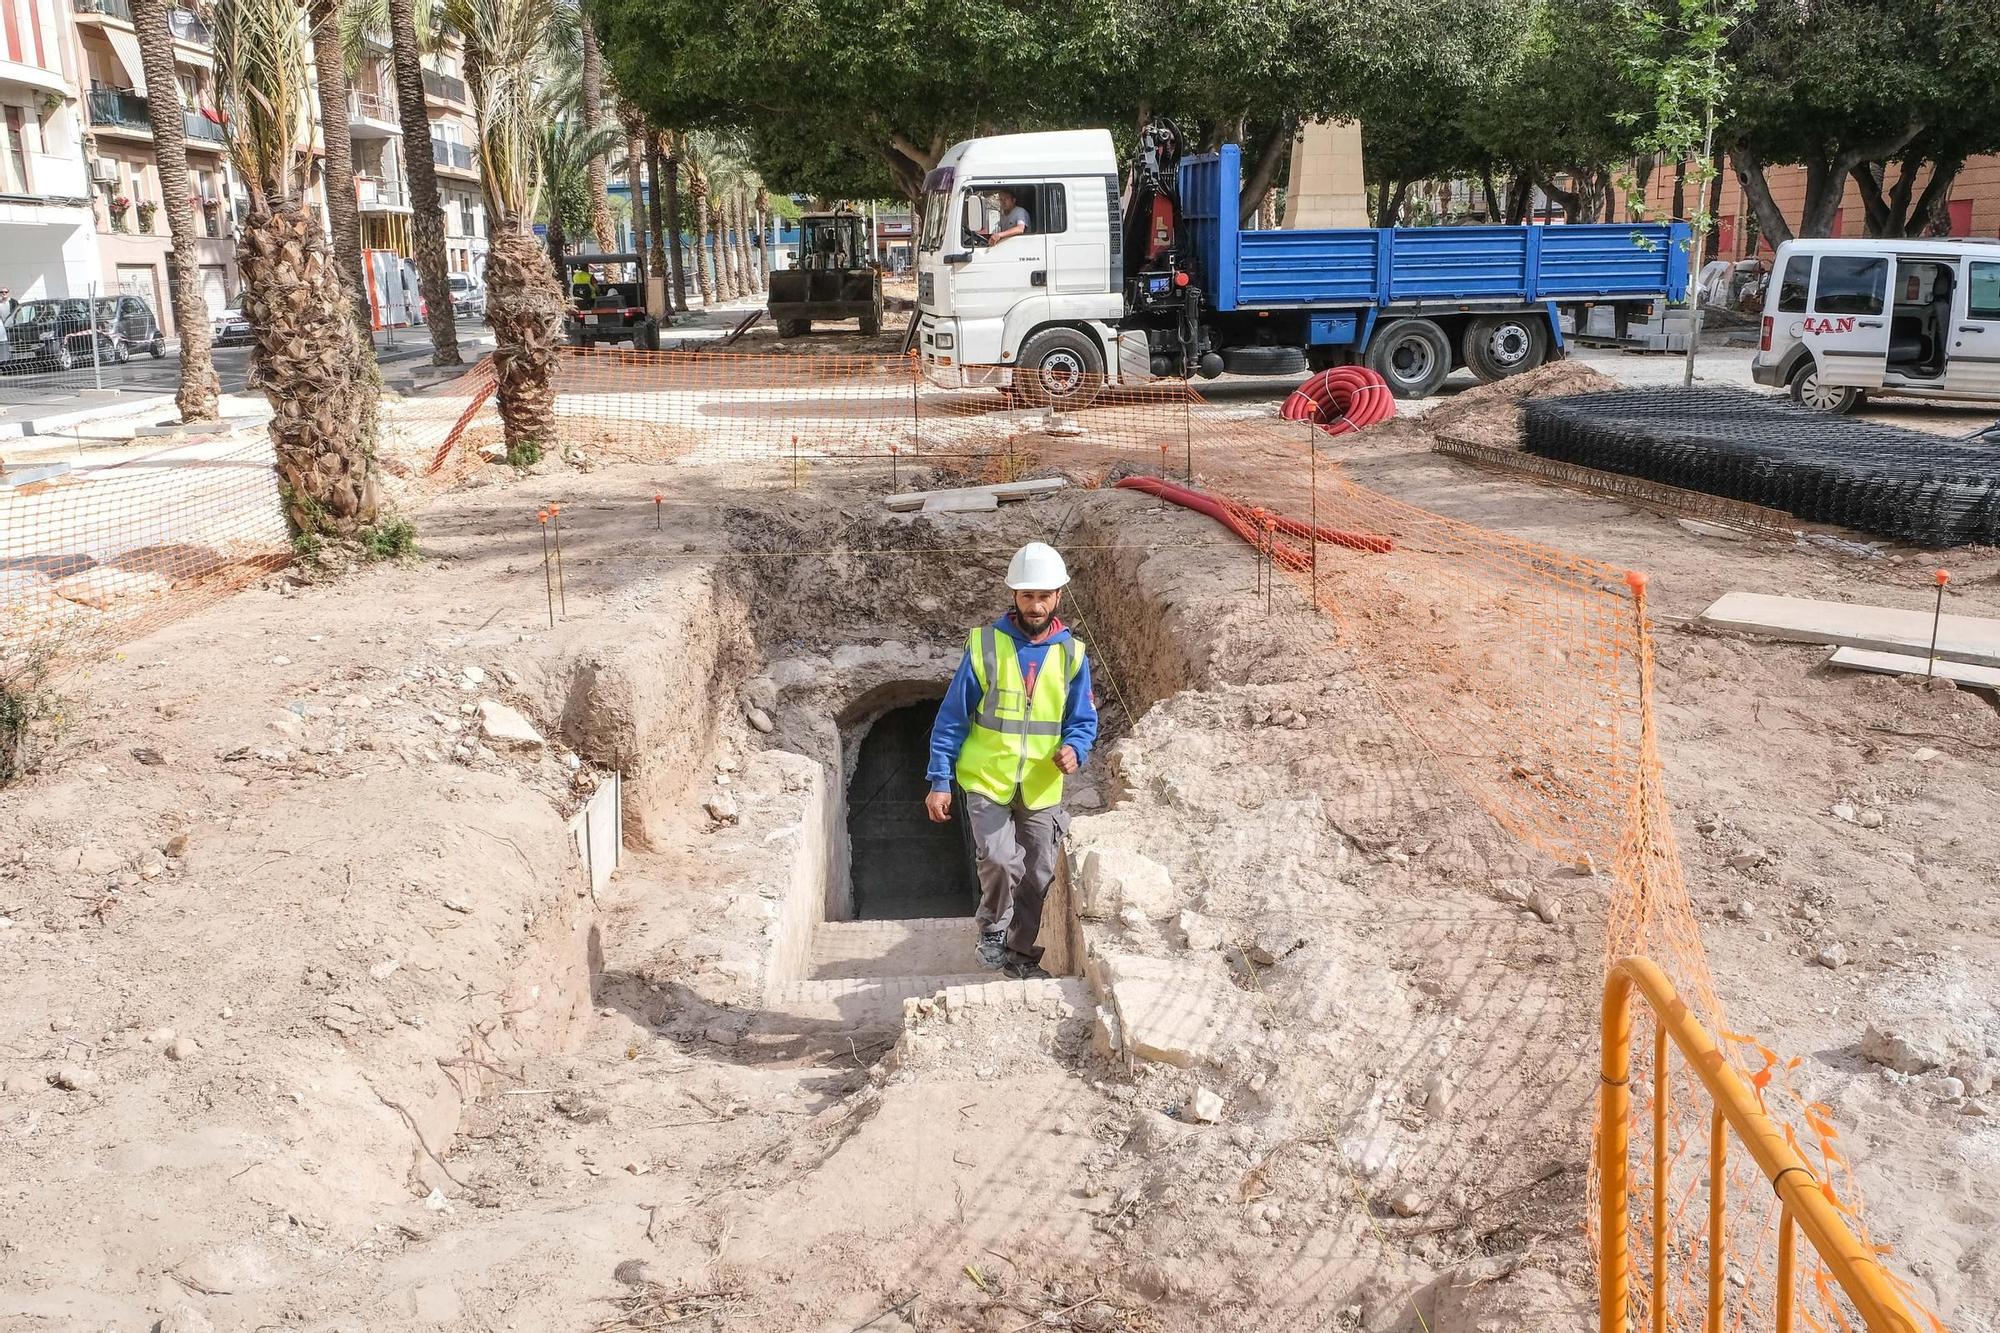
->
xmin=1520 ymin=387 xmax=2000 ymax=548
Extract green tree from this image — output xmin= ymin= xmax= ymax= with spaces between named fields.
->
xmin=1723 ymin=1 xmax=2000 ymax=242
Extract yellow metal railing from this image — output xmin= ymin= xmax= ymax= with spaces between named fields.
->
xmin=1598 ymin=956 xmax=1926 ymax=1333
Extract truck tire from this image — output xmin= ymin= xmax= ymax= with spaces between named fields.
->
xmin=1016 ymin=327 xmax=1105 ymax=409
xmin=1220 ymin=345 xmax=1308 ymax=376
xmin=1788 ymin=358 xmax=1862 ymax=414
xmin=859 ymin=310 xmax=881 ymax=336
xmin=777 ymin=319 xmax=810 ymax=338
xmin=1364 ymin=319 xmax=1451 ymax=399
xmin=639 ymin=319 xmax=660 ymax=351
xmin=1462 ymin=314 xmax=1548 ymax=382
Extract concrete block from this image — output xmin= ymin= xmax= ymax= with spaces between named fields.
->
xmin=1075 ymin=846 xmax=1174 ymax=920
xmin=1096 ymin=952 xmax=1256 ymax=1069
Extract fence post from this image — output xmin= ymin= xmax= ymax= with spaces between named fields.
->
xmin=90 ymin=281 xmax=102 ymax=391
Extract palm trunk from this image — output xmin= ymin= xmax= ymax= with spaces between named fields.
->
xmin=687 ymin=172 xmax=714 ymax=305
xmin=484 ymin=227 xmax=563 ymax=459
xmin=712 ymin=198 xmax=734 ymax=298
xmin=388 ymin=0 xmax=460 ymax=364
xmin=662 ymin=134 xmax=688 ymax=310
xmin=734 ymin=193 xmax=756 ymax=293
xmin=644 ymin=134 xmax=670 ymax=320
xmin=753 ymin=188 xmax=770 ymax=291
xmin=619 ymin=102 xmax=651 ymax=310
xmin=130 ymin=0 xmax=218 ymax=421
xmin=308 ymin=0 xmax=369 ymax=340
xmin=580 ymin=16 xmax=613 ymax=250
xmin=240 ymin=202 xmax=377 ymax=533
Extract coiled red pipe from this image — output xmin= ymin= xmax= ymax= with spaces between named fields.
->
xmin=1114 ymin=475 xmax=1392 ymax=564
xmin=1280 ymin=365 xmax=1398 ymax=437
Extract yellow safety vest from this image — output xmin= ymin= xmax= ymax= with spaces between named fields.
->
xmin=955 ymin=626 xmax=1085 ymax=810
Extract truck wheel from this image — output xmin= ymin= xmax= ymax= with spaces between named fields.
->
xmin=859 ymin=311 xmax=881 ymax=336
xmin=639 ymin=319 xmax=660 ymax=351
xmin=1788 ymin=359 xmax=1862 ymax=414
xmin=1462 ymin=315 xmax=1548 ymax=382
xmin=777 ymin=319 xmax=810 ymax=338
xmin=1220 ymin=345 xmax=1308 ymax=376
xmin=565 ymin=321 xmax=585 ymax=348
xmin=1364 ymin=319 xmax=1451 ymax=398
xmin=1016 ymin=327 xmax=1105 ymax=409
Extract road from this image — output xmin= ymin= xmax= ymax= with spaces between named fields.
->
xmin=0 ymin=326 xmax=494 ymax=424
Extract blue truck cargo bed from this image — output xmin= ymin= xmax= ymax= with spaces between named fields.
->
xmin=1180 ymin=145 xmax=1691 ymax=313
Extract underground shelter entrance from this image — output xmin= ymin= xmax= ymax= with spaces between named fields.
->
xmin=845 ymin=702 xmax=978 ymax=919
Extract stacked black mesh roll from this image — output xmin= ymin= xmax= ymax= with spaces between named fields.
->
xmin=1521 ymin=387 xmax=2000 ymax=548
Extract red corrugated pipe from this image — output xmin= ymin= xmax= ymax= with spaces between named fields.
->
xmin=1280 ymin=365 xmax=1398 ymax=437
xmin=1114 ymin=475 xmax=1393 ymax=564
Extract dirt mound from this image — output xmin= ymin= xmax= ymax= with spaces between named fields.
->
xmin=1422 ymin=360 xmax=1620 ymax=449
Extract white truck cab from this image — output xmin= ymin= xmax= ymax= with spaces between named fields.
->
xmin=915 ymin=129 xmax=1126 ymax=400
xmin=1753 ymin=237 xmax=2000 ymax=411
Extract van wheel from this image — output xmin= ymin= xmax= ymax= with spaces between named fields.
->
xmin=1462 ymin=315 xmax=1548 ymax=382
xmin=1364 ymin=318 xmax=1452 ymax=398
xmin=1016 ymin=327 xmax=1105 ymax=409
xmin=1788 ymin=360 xmax=1862 ymax=414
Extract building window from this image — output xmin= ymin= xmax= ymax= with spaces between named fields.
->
xmin=1 ymin=106 xmax=28 ymax=195
xmin=461 ymin=198 xmax=473 ymax=235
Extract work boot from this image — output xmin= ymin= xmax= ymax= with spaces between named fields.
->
xmin=977 ymin=929 xmax=1008 ymax=970
xmin=1002 ymin=952 xmax=1050 ymax=981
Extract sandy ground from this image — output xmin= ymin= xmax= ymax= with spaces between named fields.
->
xmin=2 ymin=332 xmax=1998 ymax=1332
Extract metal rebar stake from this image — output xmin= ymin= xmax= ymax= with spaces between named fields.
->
xmin=538 ymin=510 xmax=554 ymax=627
xmin=1928 ymin=569 xmax=1950 ymax=677
xmin=550 ymin=503 xmax=568 ymax=616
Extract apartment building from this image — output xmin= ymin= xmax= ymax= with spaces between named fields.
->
xmin=0 ymin=0 xmax=99 ymax=300
xmin=344 ymin=34 xmax=488 ymax=285
xmin=69 ymin=0 xmax=235 ymax=331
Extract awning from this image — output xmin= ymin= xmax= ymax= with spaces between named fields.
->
xmin=105 ymin=27 xmax=147 ymax=97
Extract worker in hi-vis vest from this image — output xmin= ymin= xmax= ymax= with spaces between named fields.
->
xmin=926 ymin=542 xmax=1099 ymax=980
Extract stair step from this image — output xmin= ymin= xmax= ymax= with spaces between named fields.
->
xmin=809 ymin=917 xmax=983 ymax=980
xmin=763 ymin=972 xmax=994 ymax=1029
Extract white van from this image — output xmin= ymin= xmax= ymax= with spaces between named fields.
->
xmin=1752 ymin=237 xmax=2000 ymax=412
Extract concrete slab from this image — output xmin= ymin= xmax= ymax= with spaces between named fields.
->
xmin=1697 ymin=591 xmax=2000 ymax=669
xmin=1091 ymin=952 xmax=1257 ymax=1070
xmin=920 ymin=492 xmax=999 ymax=513
xmin=1826 ymin=646 xmax=2000 ymax=690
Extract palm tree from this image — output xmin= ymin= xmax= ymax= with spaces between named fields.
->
xmin=538 ymin=116 xmax=620 ymax=265
xmin=307 ymin=0 xmax=369 ymax=336
xmin=752 ymin=184 xmax=770 ymax=292
xmin=576 ymin=11 xmax=613 ymax=249
xmin=616 ymin=98 xmax=649 ymax=294
xmin=682 ymin=139 xmax=714 ymax=305
xmin=441 ymin=0 xmax=563 ymax=460
xmin=709 ymin=195 xmax=734 ymax=298
xmin=129 ymin=0 xmax=218 ymax=421
xmin=356 ymin=0 xmax=460 ymax=364
xmin=658 ymin=129 xmax=687 ymax=310
xmin=214 ymin=0 xmax=378 ymax=532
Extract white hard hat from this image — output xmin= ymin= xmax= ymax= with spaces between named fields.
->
xmin=1006 ymin=542 xmax=1070 ymax=591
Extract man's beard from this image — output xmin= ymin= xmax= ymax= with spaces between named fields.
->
xmin=1014 ymin=606 xmax=1052 ymax=635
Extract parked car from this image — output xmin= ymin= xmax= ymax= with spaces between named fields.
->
xmin=98 ymin=295 xmax=166 ymax=361
xmin=5 ymin=295 xmax=162 ymax=371
xmin=449 ymin=273 xmax=486 ymax=321
xmin=1753 ymin=237 xmax=2000 ymax=413
xmin=212 ymin=303 xmax=253 ymax=346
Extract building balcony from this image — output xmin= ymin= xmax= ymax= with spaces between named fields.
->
xmin=356 ymin=174 xmax=409 ymax=211
xmin=422 ymin=68 xmax=466 ymax=105
xmin=73 ymin=0 xmax=211 ymax=44
xmin=84 ymin=87 xmax=226 ymax=151
xmin=430 ymin=138 xmax=475 ymax=176
xmin=348 ymin=89 xmax=398 ymax=137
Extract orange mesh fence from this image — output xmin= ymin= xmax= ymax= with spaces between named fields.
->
xmin=0 ymin=344 xmax=1939 ymax=1329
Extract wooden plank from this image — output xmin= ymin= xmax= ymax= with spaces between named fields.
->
xmin=883 ymin=477 xmax=1068 ymax=512
xmin=1696 ymin=592 xmax=2000 ymax=669
xmin=1827 ymin=647 xmax=2000 ymax=690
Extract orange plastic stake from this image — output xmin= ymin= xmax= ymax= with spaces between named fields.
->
xmin=653 ymin=492 xmax=663 ymax=530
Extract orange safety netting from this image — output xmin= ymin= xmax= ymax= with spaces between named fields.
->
xmin=0 ymin=345 xmax=1934 ymax=1331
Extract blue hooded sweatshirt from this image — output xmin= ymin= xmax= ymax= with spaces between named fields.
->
xmin=927 ymin=613 xmax=1099 ymax=795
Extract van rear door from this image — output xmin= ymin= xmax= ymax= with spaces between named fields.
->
xmin=1803 ymin=253 xmax=1891 ymax=389
xmin=1945 ymin=257 xmax=2000 ymax=399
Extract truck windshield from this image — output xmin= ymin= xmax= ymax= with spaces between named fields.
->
xmin=919 ymin=188 xmax=952 ymax=251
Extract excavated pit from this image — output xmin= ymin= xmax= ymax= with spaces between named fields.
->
xmin=841 ymin=696 xmax=975 ymax=920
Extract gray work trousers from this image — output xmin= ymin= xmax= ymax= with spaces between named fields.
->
xmin=964 ymin=790 xmax=1066 ymax=962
